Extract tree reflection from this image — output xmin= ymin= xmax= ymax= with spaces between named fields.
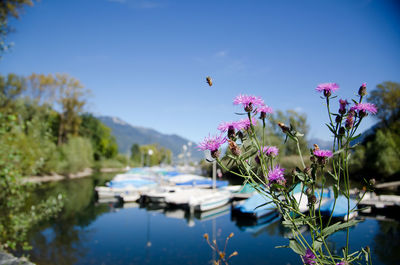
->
xmin=373 ymin=220 xmax=400 ymax=265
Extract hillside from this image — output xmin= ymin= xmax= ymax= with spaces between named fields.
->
xmin=98 ymin=116 xmax=203 ymax=161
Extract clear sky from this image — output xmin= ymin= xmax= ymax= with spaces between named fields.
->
xmin=1 ymin=0 xmax=400 ymax=143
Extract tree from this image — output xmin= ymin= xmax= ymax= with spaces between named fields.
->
xmin=0 ymin=0 xmax=33 ymax=57
xmin=79 ymin=113 xmax=118 ymax=160
xmin=0 ymin=73 xmax=25 ymax=112
xmin=130 ymin=143 xmax=141 ymax=163
xmin=27 ymin=73 xmax=90 ymax=145
xmin=368 ymin=81 xmax=400 ymax=126
xmin=269 ymin=109 xmax=309 ymax=155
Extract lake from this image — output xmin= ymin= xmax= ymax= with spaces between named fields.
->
xmin=18 ymin=173 xmax=400 ymax=265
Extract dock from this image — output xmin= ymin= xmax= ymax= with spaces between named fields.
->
xmin=359 ymin=192 xmax=400 ymax=208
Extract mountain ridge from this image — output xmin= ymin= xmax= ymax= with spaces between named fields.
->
xmin=98 ymin=116 xmax=203 ymax=161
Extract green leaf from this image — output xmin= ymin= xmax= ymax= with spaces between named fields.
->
xmin=289 ymin=239 xmax=305 ymax=255
xmin=322 ymin=219 xmax=361 ymax=237
xmin=254 ymin=200 xmax=274 ymax=210
xmin=313 ymin=237 xmax=323 ymax=251
xmin=333 ymin=184 xmax=339 ymax=199
xmin=349 ymin=133 xmax=362 ymax=142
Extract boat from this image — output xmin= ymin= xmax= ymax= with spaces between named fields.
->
xmin=188 ymin=190 xmax=231 ymax=212
xmin=232 ymin=193 xmax=276 ymax=219
xmin=175 ymin=179 xmax=229 ymax=188
xmin=95 ymin=178 xmax=157 ymax=200
xmin=319 ymin=194 xmax=358 ymax=220
xmin=142 ymin=186 xmax=183 ymax=203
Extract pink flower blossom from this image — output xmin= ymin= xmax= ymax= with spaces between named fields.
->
xmin=302 ymin=249 xmax=317 ymax=265
xmin=236 ymin=117 xmax=257 ymax=130
xmin=267 ymin=165 xmax=286 ymax=186
xmin=217 ymin=121 xmax=241 ymax=132
xmin=313 ymin=149 xmax=333 ymax=158
xmin=261 ymin=146 xmax=279 ymax=157
xmin=233 ymin=94 xmax=264 ymax=112
xmin=197 ymin=134 xmax=226 ymax=152
xmin=257 ymin=105 xmax=273 ymax=114
xmin=350 ymin=103 xmax=377 ymax=115
xmin=316 ymin=83 xmax=339 ymax=97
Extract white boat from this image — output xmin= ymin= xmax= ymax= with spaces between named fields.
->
xmin=143 ymin=186 xmax=182 ymax=203
xmin=164 ymin=188 xmax=210 ymax=206
xmin=189 ymin=190 xmax=231 ymax=212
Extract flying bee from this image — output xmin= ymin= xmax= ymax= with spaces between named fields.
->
xmin=206 ymin=76 xmax=212 ymax=86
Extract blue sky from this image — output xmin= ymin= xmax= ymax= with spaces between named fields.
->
xmin=1 ymin=0 xmax=400 ymax=143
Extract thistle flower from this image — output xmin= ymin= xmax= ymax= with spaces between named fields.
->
xmin=218 ymin=121 xmax=241 ymax=140
xmin=267 ymin=165 xmax=286 ymax=186
xmin=198 ymin=134 xmax=227 ymax=158
xmin=302 ymin=249 xmax=317 ymax=265
xmin=313 ymin=149 xmax=333 ymax=165
xmin=358 ymin=82 xmax=367 ymax=97
xmin=263 ymin=146 xmax=279 ymax=157
xmin=350 ymin=103 xmax=377 ymax=117
xmin=338 ymin=99 xmax=349 ymax=115
xmin=236 ymin=117 xmax=257 ymax=131
xmin=233 ymin=94 xmax=264 ymax=112
xmin=257 ymin=105 xmax=273 ymax=119
xmin=313 ymin=149 xmax=333 ymax=158
xmin=255 ymin=146 xmax=279 ymax=164
xmin=316 ymin=83 xmax=339 ymax=97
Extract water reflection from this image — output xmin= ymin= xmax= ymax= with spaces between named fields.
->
xmin=17 ymin=176 xmax=400 ymax=265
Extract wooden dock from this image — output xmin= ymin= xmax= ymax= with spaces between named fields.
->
xmin=359 ymin=192 xmax=400 ymax=208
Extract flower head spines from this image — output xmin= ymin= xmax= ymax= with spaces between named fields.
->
xmin=267 ymin=165 xmax=286 ymax=186
xmin=316 ymin=83 xmax=339 ymax=97
xmin=198 ymin=134 xmax=227 ymax=158
xmin=233 ymin=94 xmax=264 ymax=112
xmin=302 ymin=249 xmax=317 ymax=265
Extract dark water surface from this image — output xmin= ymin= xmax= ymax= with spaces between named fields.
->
xmin=21 ymin=174 xmax=400 ymax=265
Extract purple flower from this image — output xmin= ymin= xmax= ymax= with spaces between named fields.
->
xmin=316 ymin=83 xmax=339 ymax=97
xmin=233 ymin=94 xmax=264 ymax=112
xmin=267 ymin=165 xmax=286 ymax=186
xmin=217 ymin=121 xmax=241 ymax=132
xmin=350 ymin=103 xmax=378 ymax=116
xmin=198 ymin=134 xmax=227 ymax=158
xmin=338 ymin=99 xmax=349 ymax=115
xmin=313 ymin=149 xmax=333 ymax=158
xmin=236 ymin=117 xmax=257 ymax=131
xmin=257 ymin=105 xmax=273 ymax=119
xmin=262 ymin=146 xmax=279 ymax=157
xmin=345 ymin=112 xmax=354 ymax=129
xmin=302 ymin=249 xmax=317 ymax=265
xmin=336 ymin=261 xmax=347 ymax=265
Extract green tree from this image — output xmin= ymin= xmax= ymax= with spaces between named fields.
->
xmin=130 ymin=143 xmax=141 ymax=163
xmin=369 ymin=81 xmax=400 ymax=126
xmin=0 ymin=0 xmax=33 ymax=56
xmin=79 ymin=113 xmax=118 ymax=160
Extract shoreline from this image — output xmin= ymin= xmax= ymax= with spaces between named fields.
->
xmin=24 ymin=167 xmax=127 ymax=183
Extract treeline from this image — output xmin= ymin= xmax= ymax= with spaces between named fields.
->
xmin=350 ymin=82 xmax=400 ymax=181
xmin=1 ymin=73 xmax=121 ymax=176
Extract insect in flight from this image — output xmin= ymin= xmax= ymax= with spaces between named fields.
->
xmin=206 ymin=76 xmax=212 ymax=86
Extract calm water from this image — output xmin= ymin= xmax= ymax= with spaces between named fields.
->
xmin=19 ymin=174 xmax=400 ymax=265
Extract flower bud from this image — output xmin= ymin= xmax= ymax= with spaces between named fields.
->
xmin=259 ymin=111 xmax=267 ymax=120
xmin=339 ymin=126 xmax=345 ymax=136
xmin=228 ymin=232 xmax=234 ymax=238
xmin=335 ymin=115 xmax=342 ymax=123
xmin=306 ymin=187 xmax=312 ymax=195
xmin=228 ymin=140 xmax=241 ymax=156
xmin=227 ymin=126 xmax=236 ymax=140
xmin=345 ymin=115 xmax=354 ymax=129
xmin=278 ymin=122 xmax=289 ymax=134
xmin=203 ymin=233 xmax=209 ymax=240
xmin=369 ymin=178 xmax=376 ymax=187
xmin=245 ymin=103 xmax=253 ymax=113
xmin=211 ymin=149 xmax=221 ymax=159
xmin=304 ymin=167 xmax=311 ymax=175
xmin=358 ymin=83 xmax=367 ymax=97
xmin=324 ymin=90 xmax=332 ymax=98
xmin=308 ymin=195 xmax=317 ymax=205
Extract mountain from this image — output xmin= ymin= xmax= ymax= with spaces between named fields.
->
xmin=98 ymin=116 xmax=203 ymax=161
xmin=308 ymin=138 xmax=332 ymax=150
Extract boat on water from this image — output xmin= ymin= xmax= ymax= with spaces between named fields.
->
xmin=95 ymin=178 xmax=157 ymax=200
xmin=188 ymin=190 xmax=231 ymax=212
xmin=232 ymin=193 xmax=276 ymax=219
xmin=142 ymin=186 xmax=182 ymax=203
xmin=319 ymin=194 xmax=358 ymax=220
